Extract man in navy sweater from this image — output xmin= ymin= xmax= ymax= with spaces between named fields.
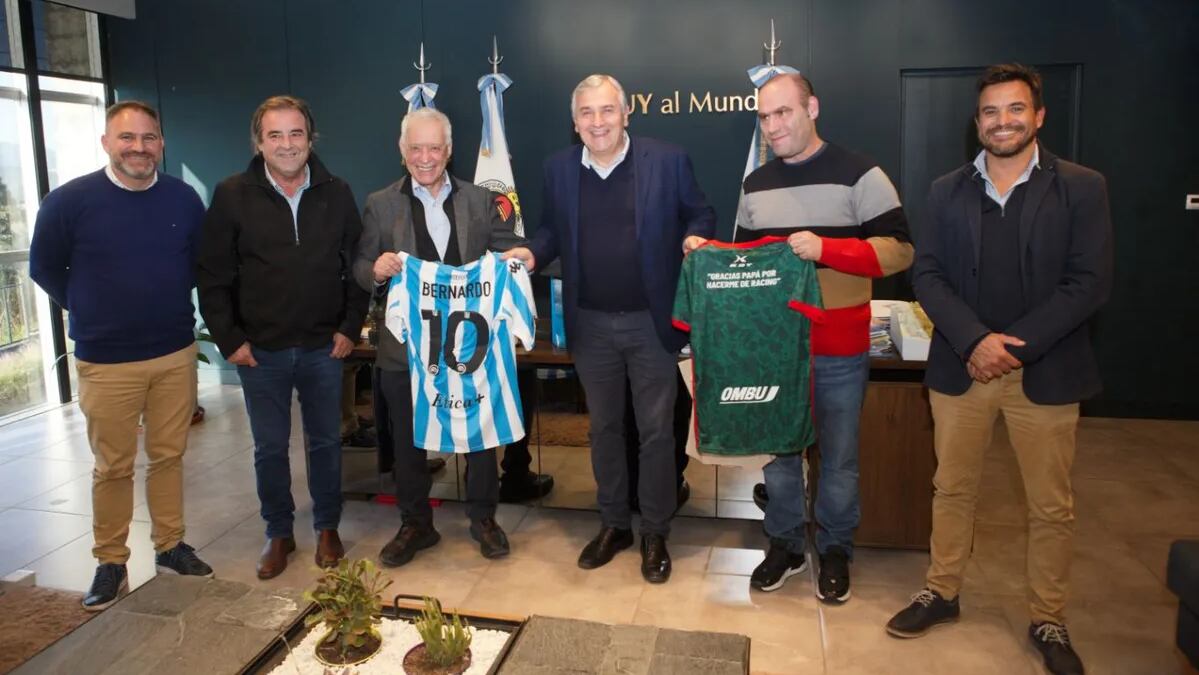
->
xmin=29 ymin=101 xmax=213 ymax=611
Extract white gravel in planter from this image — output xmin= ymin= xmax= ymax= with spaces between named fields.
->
xmin=268 ymin=617 xmax=511 ymax=675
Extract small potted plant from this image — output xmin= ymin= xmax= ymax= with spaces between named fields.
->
xmin=403 ymin=596 xmax=473 ymax=675
xmin=303 ymin=558 xmax=392 ymax=667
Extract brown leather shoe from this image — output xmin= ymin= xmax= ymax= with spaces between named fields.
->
xmin=315 ymin=529 xmax=344 ymax=568
xmin=256 ymin=537 xmax=296 ymax=580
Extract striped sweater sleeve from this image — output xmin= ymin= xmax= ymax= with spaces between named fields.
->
xmin=838 ymin=166 xmax=913 ymax=278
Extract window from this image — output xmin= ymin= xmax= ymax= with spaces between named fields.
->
xmin=0 ymin=1 xmax=108 ymax=420
xmin=32 ymin=1 xmax=102 ymax=78
xmin=0 ymin=0 xmax=24 ymax=69
xmin=0 ymin=71 xmax=50 ymax=417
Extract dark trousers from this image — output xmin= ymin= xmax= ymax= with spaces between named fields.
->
xmin=372 ymin=367 xmax=394 ymax=473
xmin=626 ymin=369 xmax=691 ymax=503
xmin=500 ymin=366 xmax=537 ymax=482
xmin=237 ymin=344 xmax=343 ymax=539
xmin=376 ymin=368 xmax=498 ymax=526
xmin=572 ymin=309 xmax=677 ymax=536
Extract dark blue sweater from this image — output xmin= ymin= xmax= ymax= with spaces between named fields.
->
xmin=29 ymin=169 xmax=205 ymax=364
xmin=577 ymin=157 xmax=647 ymax=311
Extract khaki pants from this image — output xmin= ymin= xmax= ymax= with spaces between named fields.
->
xmin=77 ymin=344 xmax=197 ymax=563
xmin=925 ymin=369 xmax=1079 ymax=624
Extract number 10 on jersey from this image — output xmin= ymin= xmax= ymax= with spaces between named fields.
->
xmin=420 ymin=309 xmax=489 ymax=375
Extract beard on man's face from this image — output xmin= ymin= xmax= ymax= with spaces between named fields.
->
xmin=979 ymin=123 xmax=1037 ymax=158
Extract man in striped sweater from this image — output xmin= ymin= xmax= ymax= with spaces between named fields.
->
xmin=736 ymin=72 xmax=913 ymax=602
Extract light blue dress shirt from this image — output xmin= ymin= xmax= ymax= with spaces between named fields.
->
xmin=265 ymin=163 xmax=311 ymax=242
xmin=972 ymin=145 xmax=1040 ymax=212
xmin=412 ymin=172 xmax=453 ymax=260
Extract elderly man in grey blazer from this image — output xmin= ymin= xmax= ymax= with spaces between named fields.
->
xmin=354 ymin=107 xmax=525 ymax=566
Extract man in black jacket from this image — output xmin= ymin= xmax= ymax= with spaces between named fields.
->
xmin=198 ymin=95 xmax=370 ymax=580
xmin=885 ymin=65 xmax=1112 ymax=675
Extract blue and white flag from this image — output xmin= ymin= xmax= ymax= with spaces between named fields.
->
xmin=401 ymin=82 xmax=438 ymax=111
xmin=474 ymin=73 xmax=524 ymax=236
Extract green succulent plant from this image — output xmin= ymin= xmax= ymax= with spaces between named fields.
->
xmin=413 ymin=596 xmax=472 ymax=667
xmin=303 ymin=558 xmax=392 ymax=660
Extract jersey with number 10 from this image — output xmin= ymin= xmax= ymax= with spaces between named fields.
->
xmin=672 ymin=238 xmax=824 ymax=456
xmin=385 ymin=251 xmax=536 ymax=453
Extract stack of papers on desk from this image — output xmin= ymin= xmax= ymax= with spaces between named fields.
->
xmin=868 ymin=300 xmax=901 ymax=358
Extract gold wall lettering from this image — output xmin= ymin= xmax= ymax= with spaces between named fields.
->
xmin=626 ymin=90 xmax=758 ymax=116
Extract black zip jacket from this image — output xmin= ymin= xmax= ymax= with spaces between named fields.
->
xmin=197 ymin=153 xmax=370 ymax=357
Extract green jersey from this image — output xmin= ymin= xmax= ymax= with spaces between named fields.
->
xmin=672 ymin=238 xmax=824 ymax=456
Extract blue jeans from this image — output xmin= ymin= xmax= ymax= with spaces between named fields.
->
xmin=763 ymin=352 xmax=869 ymax=556
xmin=238 ymin=344 xmax=343 ymax=539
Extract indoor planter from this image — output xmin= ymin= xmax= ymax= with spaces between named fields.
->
xmin=303 ymin=558 xmax=393 ymax=667
xmin=402 ymin=597 xmax=472 ymax=675
xmin=248 ymin=593 xmax=521 ymax=674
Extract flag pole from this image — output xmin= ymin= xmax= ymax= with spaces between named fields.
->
xmin=489 ymin=35 xmax=503 ymax=75
xmin=414 ymin=42 xmax=431 ymax=84
xmin=765 ymin=19 xmax=781 ymax=67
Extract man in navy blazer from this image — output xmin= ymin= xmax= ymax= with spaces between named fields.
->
xmin=504 ymin=73 xmax=715 ymax=583
xmin=886 ymin=64 xmax=1111 ymax=675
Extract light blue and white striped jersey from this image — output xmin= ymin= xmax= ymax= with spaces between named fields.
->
xmin=385 ymin=251 xmax=536 ymax=453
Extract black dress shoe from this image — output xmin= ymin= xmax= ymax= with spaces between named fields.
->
xmin=469 ymin=517 xmax=511 ymax=559
xmin=640 ymin=534 xmax=672 ymax=584
xmin=577 ymin=526 xmax=634 ymax=569
xmin=379 ymin=524 xmax=441 ymax=568
xmin=752 ymin=482 xmax=769 ymax=511
xmin=499 ymin=472 xmax=554 ymax=502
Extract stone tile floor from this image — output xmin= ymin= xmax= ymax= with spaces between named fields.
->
xmin=0 ymin=382 xmax=1196 ymax=674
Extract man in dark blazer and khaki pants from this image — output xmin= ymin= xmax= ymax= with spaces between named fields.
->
xmin=886 ymin=64 xmax=1112 ymax=675
xmin=354 ymin=107 xmax=524 ymax=567
xmin=504 ymin=73 xmax=716 ymax=584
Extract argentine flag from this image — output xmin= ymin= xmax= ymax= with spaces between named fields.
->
xmin=474 ymin=72 xmax=524 ymax=236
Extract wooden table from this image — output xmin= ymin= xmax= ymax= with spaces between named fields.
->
xmin=853 ymin=358 xmax=934 ymax=549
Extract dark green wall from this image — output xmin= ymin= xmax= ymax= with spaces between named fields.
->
xmin=106 ymin=0 xmax=1199 ymax=419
